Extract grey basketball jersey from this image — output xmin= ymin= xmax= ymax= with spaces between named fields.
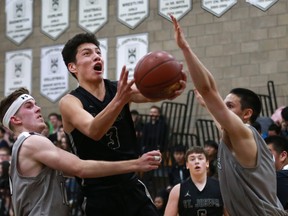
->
xmin=218 ymin=126 xmax=288 ymax=216
xmin=10 ymin=132 xmax=69 ymax=216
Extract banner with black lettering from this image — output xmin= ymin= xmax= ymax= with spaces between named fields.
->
xmin=116 ymin=33 xmax=148 ymax=80
xmin=5 ymin=0 xmax=33 ymax=45
xmin=40 ymin=45 xmax=68 ymax=102
xmin=41 ymin=0 xmax=69 ymax=40
xmin=78 ymin=0 xmax=108 ymax=33
xmin=5 ymin=49 xmax=32 ymax=96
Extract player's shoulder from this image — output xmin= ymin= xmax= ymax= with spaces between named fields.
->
xmin=59 ymin=93 xmax=82 ymax=108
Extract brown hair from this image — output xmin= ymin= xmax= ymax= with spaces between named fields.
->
xmin=185 ymin=146 xmax=208 ymax=162
xmin=0 ymin=88 xmax=29 ymax=130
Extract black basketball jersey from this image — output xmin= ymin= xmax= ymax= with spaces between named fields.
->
xmin=68 ymin=80 xmax=139 ymax=186
xmin=178 ymin=177 xmax=224 ymax=216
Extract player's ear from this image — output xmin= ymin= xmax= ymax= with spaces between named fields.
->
xmin=280 ymin=151 xmax=287 ymax=162
xmin=243 ymin=108 xmax=253 ymax=122
xmin=68 ymin=62 xmax=77 ymax=73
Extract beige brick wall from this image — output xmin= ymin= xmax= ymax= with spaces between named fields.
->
xmin=0 ymin=0 xmax=287 ymax=121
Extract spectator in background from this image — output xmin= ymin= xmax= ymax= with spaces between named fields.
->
xmin=141 ymin=105 xmax=169 ymax=153
xmin=168 ymin=144 xmax=189 ymax=189
xmin=48 ymin=112 xmax=61 ymax=134
xmin=165 ymin=146 xmax=226 ymax=216
xmin=47 ymin=112 xmax=62 ymax=144
xmin=204 ymin=140 xmax=219 ymax=179
xmin=130 ymin=109 xmax=143 ymax=149
xmin=0 ymin=127 xmax=9 ymax=149
xmin=154 ymin=191 xmax=168 ymax=216
xmin=255 ymin=116 xmax=274 ymax=138
xmin=268 ymin=123 xmax=282 ymax=137
xmin=265 ymin=135 xmax=288 ymax=210
xmin=0 ymin=161 xmax=11 ymax=216
xmin=0 ymin=147 xmax=10 ymax=163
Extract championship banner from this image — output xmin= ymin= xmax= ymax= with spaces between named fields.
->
xmin=41 ymin=0 xmax=69 ymax=40
xmin=118 ymin=0 xmax=149 ymax=29
xmin=5 ymin=0 xmax=33 ymax=45
xmin=78 ymin=0 xmax=108 ymax=33
xmin=158 ymin=0 xmax=192 ymax=21
xmin=246 ymin=0 xmax=279 ymax=11
xmin=116 ymin=33 xmax=148 ymax=80
xmin=202 ymin=0 xmax=237 ymax=17
xmin=99 ymin=38 xmax=108 ymax=79
xmin=40 ymin=45 xmax=69 ymax=102
xmin=5 ymin=49 xmax=32 ymax=96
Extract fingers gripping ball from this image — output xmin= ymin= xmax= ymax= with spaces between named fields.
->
xmin=134 ymin=51 xmax=183 ymax=99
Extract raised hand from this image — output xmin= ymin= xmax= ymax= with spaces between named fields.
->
xmin=115 ymin=65 xmax=137 ymax=105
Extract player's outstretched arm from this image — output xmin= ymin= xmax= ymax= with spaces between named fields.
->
xmin=22 ymin=135 xmax=162 ymax=178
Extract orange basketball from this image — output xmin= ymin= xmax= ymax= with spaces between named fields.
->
xmin=134 ymin=51 xmax=182 ymax=99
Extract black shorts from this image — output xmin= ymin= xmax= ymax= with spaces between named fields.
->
xmin=82 ymin=178 xmax=158 ymax=216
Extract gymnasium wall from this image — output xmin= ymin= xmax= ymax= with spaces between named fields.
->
xmin=0 ymin=0 xmax=287 ymax=120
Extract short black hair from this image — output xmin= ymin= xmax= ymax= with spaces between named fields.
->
xmin=265 ymin=135 xmax=288 ymax=154
xmin=204 ymin=140 xmax=218 ymax=150
xmin=173 ymin=144 xmax=186 ymax=153
xmin=62 ymin=33 xmax=100 ymax=79
xmin=230 ymin=88 xmax=261 ymax=124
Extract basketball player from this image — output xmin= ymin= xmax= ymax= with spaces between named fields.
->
xmin=170 ymin=14 xmax=287 ymax=215
xmin=0 ymin=88 xmax=163 ymax=216
xmin=59 ymin=32 xmax=187 ymax=215
xmin=165 ymin=146 xmax=226 ymax=216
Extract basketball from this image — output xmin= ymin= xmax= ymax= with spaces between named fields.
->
xmin=134 ymin=51 xmax=182 ymax=99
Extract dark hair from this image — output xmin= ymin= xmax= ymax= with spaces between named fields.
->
xmin=268 ymin=123 xmax=281 ymax=135
xmin=48 ymin=112 xmax=61 ymax=120
xmin=229 ymin=88 xmax=261 ymax=124
xmin=185 ymin=146 xmax=208 ymax=161
xmin=0 ymin=88 xmax=29 ymax=129
xmin=130 ymin=110 xmax=139 ymax=115
xmin=173 ymin=144 xmax=186 ymax=153
xmin=150 ymin=105 xmax=161 ymax=114
xmin=265 ymin=135 xmax=288 ymax=154
xmin=281 ymin=106 xmax=288 ymax=121
xmin=62 ymin=32 xmax=100 ymax=79
xmin=204 ymin=140 xmax=218 ymax=150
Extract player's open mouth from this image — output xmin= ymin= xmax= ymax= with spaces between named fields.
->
xmin=93 ymin=63 xmax=102 ymax=71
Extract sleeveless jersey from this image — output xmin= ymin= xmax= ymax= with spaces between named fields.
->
xmin=218 ymin=125 xmax=287 ymax=215
xmin=178 ymin=177 xmax=224 ymax=216
xmin=10 ymin=132 xmax=69 ymax=216
xmin=68 ymin=80 xmax=138 ymax=187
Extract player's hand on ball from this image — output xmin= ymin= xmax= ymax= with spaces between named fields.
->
xmin=167 ymin=64 xmax=187 ymax=100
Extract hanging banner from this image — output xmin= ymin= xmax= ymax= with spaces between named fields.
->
xmin=158 ymin=0 xmax=192 ymax=21
xmin=5 ymin=49 xmax=32 ymax=96
xmin=5 ymin=0 xmax=33 ymax=45
xmin=41 ymin=0 xmax=69 ymax=40
xmin=202 ymin=0 xmax=237 ymax=17
xmin=116 ymin=33 xmax=148 ymax=80
xmin=118 ymin=0 xmax=149 ymax=29
xmin=78 ymin=0 xmax=108 ymax=33
xmin=246 ymin=0 xmax=278 ymax=11
xmin=99 ymin=38 xmax=108 ymax=79
xmin=40 ymin=45 xmax=69 ymax=102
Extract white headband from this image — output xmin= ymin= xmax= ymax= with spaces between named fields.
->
xmin=3 ymin=94 xmax=34 ymax=130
